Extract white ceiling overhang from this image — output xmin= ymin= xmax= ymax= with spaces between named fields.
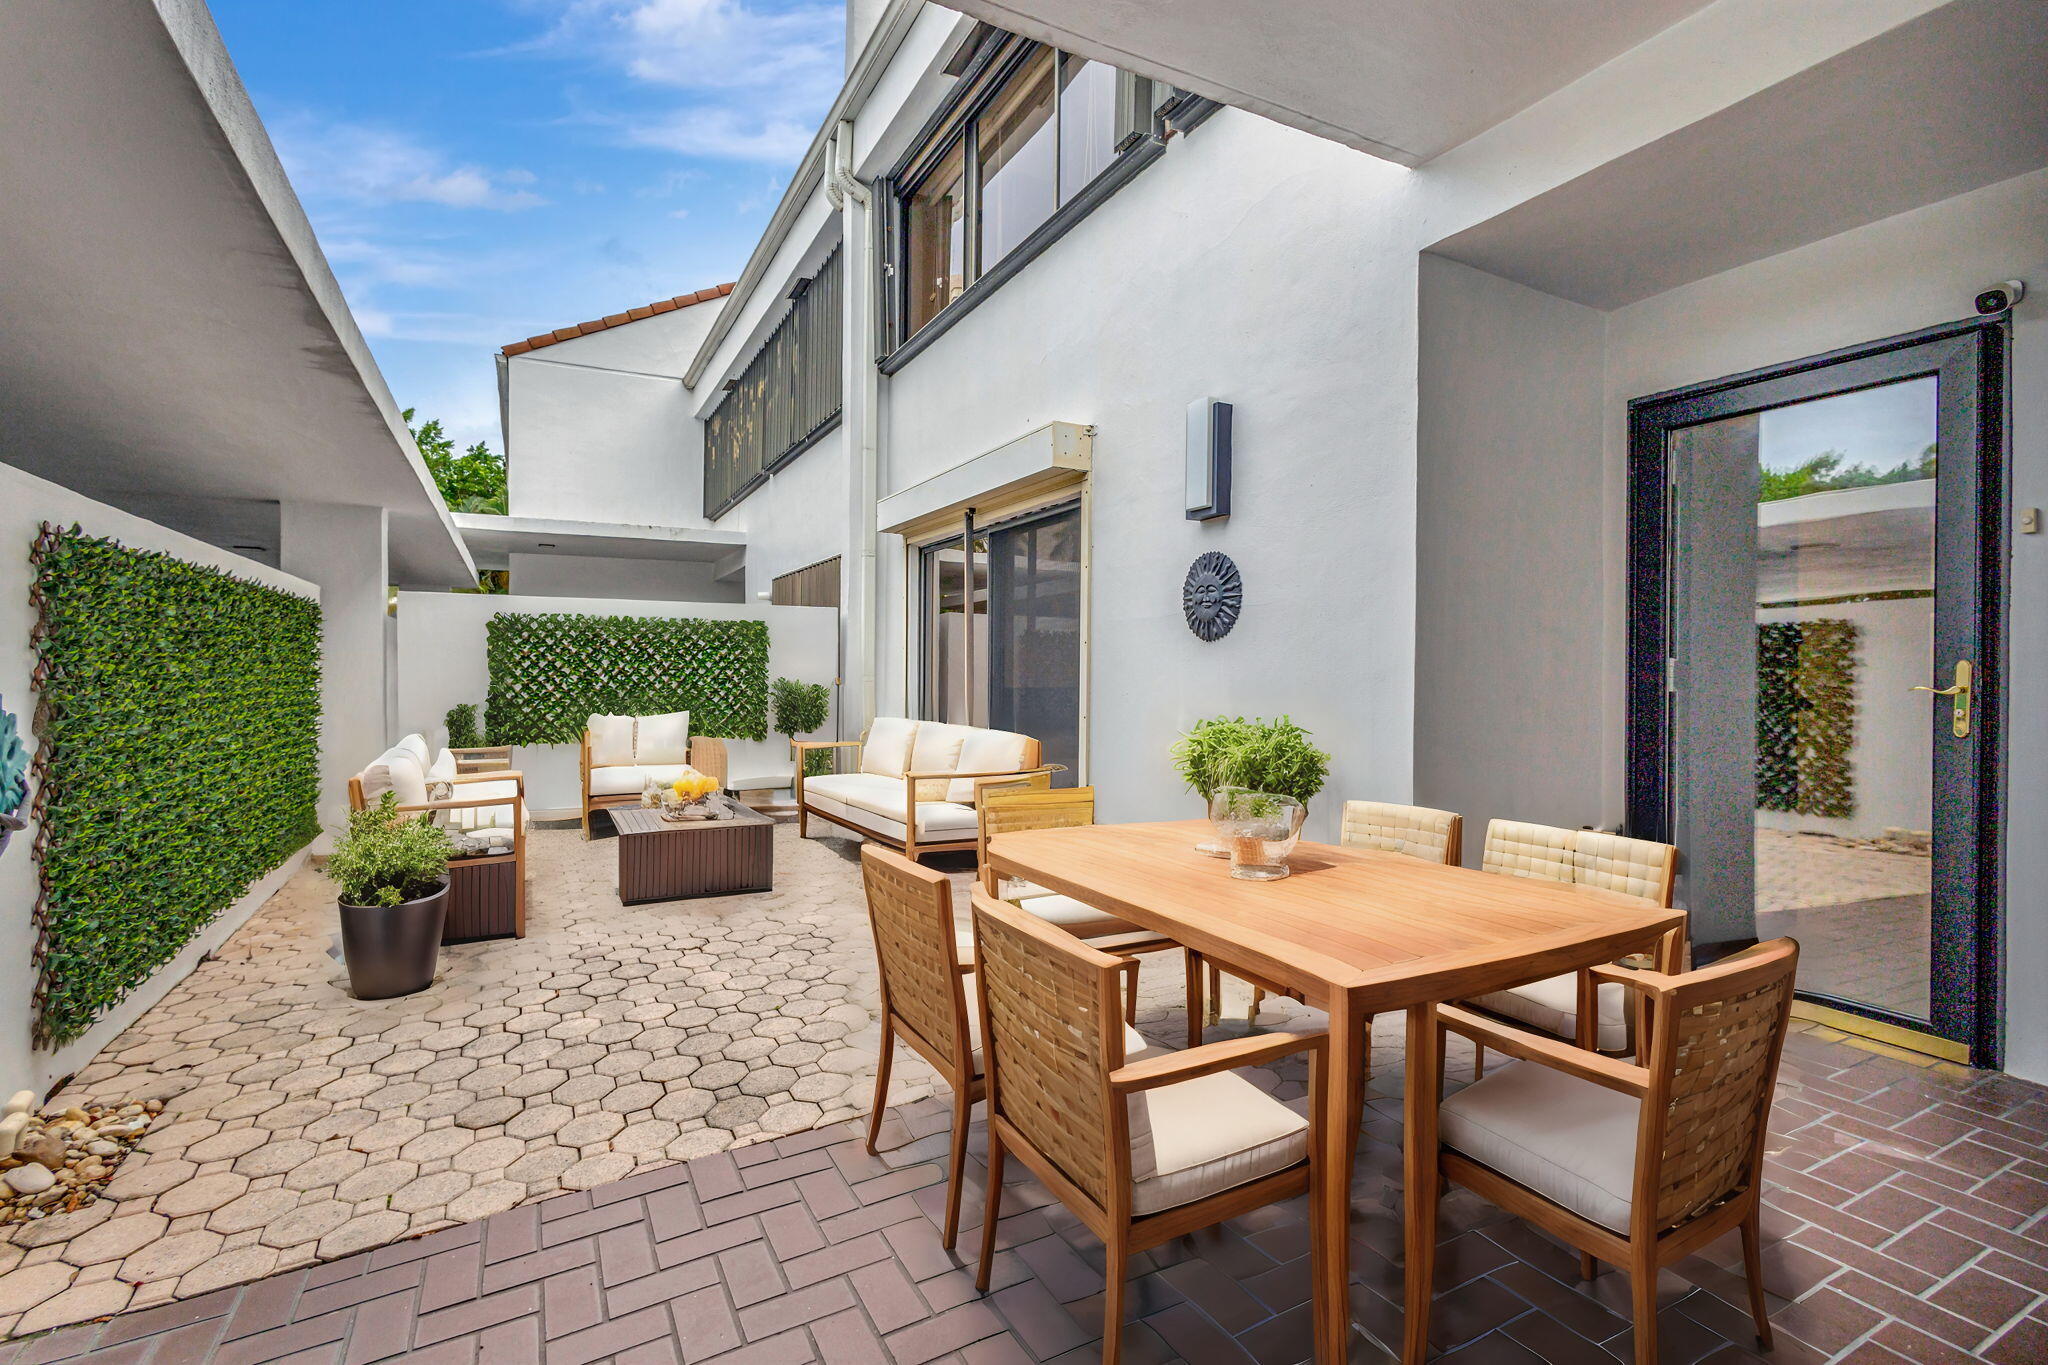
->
xmin=939 ymin=0 xmax=1715 ymax=165
xmin=0 ymin=0 xmax=475 ymax=588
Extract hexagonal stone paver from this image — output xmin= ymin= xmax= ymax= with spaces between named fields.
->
xmin=455 ymin=1096 xmax=524 ymax=1130
xmin=0 ymin=1261 xmax=76 ymax=1317
xmin=556 ymin=1112 xmax=624 ymax=1148
xmin=738 ymin=1066 xmax=798 ymax=1098
xmin=119 ymin=1229 xmax=226 ymax=1282
xmin=502 ymin=1103 xmax=573 ymax=1140
xmin=282 ymin=1149 xmax=366 ymax=1192
xmin=233 ymin=1137 xmax=319 ymax=1178
xmin=208 ymin=1187 xmax=302 ymax=1235
xmin=17 ymin=1278 xmax=130 ymax=1336
xmin=154 ymin=1172 xmax=250 ymax=1219
xmin=316 ymin=1210 xmax=411 ymax=1260
xmin=398 ymin=1127 xmax=471 ymax=1163
xmin=599 ymin=1081 xmax=663 ymax=1114
xmin=257 ymin=1201 xmax=351 ymax=1250
xmin=389 ymin=1170 xmax=472 ymax=1215
xmin=447 ymin=1181 xmax=526 ymax=1223
xmin=693 ymin=1060 xmax=748 ymax=1090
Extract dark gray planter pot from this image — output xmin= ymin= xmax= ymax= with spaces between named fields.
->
xmin=0 ymin=811 xmax=22 ymax=860
xmin=338 ymin=878 xmax=448 ymax=1000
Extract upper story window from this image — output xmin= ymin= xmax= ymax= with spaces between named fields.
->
xmin=883 ymin=33 xmax=1210 ymax=365
xmin=703 ymin=246 xmax=843 ymax=519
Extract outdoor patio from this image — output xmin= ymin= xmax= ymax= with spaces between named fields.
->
xmin=0 ymin=817 xmax=2038 ymax=1361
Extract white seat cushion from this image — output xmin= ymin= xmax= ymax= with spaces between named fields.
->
xmin=1017 ymin=893 xmax=1139 ymax=939
xmin=1438 ymin=1060 xmax=1640 ymax=1233
xmin=948 ymin=728 xmax=1033 ymax=802
xmin=589 ymin=763 xmax=698 ymax=797
xmin=1127 ymin=1067 xmax=1310 ymax=1215
xmin=860 ymin=718 xmax=919 ymax=778
xmin=635 ymin=711 xmax=692 ymax=765
xmin=803 ymin=772 xmax=978 ymax=837
xmin=588 ymin=714 xmax=637 ymax=767
xmin=443 ymin=780 xmax=524 ymax=831
xmin=1470 ymin=975 xmax=1631 ymax=1052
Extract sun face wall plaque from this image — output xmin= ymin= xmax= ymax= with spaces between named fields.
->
xmin=1182 ymin=552 xmax=1242 ymax=642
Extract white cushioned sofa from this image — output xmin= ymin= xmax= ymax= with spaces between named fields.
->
xmin=348 ymin=733 xmax=527 ymax=936
xmin=795 ymin=718 xmax=1048 ymax=862
xmin=580 ymin=712 xmax=730 ymax=838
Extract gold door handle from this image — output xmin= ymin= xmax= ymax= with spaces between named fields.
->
xmin=1911 ymin=659 xmax=1972 ymax=738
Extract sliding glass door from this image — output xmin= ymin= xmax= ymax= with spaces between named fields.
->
xmin=919 ymin=502 xmax=1081 ymax=782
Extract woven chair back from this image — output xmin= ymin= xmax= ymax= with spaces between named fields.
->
xmin=1481 ymin=819 xmax=1576 ymax=884
xmin=977 ymin=786 xmax=1095 ymax=894
xmin=1572 ymin=830 xmax=1677 ymax=906
xmin=971 ymin=890 xmax=1120 ymax=1211
xmin=1340 ymin=800 xmax=1461 ymax=864
xmin=1647 ymin=940 xmax=1798 ymax=1230
xmin=860 ymin=845 xmax=968 ymax=1066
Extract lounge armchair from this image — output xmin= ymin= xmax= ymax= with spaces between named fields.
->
xmin=579 ymin=711 xmax=731 ymax=839
xmin=795 ymin=717 xmax=1052 ymax=862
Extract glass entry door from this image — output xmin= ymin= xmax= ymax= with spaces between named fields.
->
xmin=1629 ymin=322 xmax=2004 ymax=1063
xmin=920 ymin=502 xmax=1082 ymax=783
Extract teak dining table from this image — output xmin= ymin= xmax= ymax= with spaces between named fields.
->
xmin=984 ymin=820 xmax=1686 ymax=1365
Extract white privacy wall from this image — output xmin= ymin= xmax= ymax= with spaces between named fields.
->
xmin=0 ymin=462 xmax=319 ymax=1100
xmin=393 ymin=592 xmax=839 ymax=815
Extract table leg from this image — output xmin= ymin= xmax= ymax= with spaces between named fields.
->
xmin=1402 ymin=1003 xmax=1441 ymax=1364
xmin=1312 ymin=989 xmax=1362 ymax=1364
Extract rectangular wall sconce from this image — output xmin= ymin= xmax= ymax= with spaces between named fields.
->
xmin=1186 ymin=398 xmax=1232 ymax=520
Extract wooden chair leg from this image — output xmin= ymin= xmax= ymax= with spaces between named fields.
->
xmin=1630 ymin=1253 xmax=1659 ymax=1365
xmin=1580 ymin=1251 xmax=1599 ymax=1280
xmin=866 ymin=1028 xmax=895 ymax=1154
xmin=1205 ymin=962 xmax=1222 ymax=1027
xmin=798 ymin=805 xmax=809 ymax=838
xmin=942 ymin=1086 xmax=971 ymax=1250
xmin=1123 ymin=960 xmax=1139 ymax=1024
xmin=1249 ymin=986 xmax=1266 ymax=1023
xmin=1184 ymin=950 xmax=1205 ymax=1048
xmin=1102 ymin=1233 xmax=1129 ymax=1365
xmin=1474 ymin=1043 xmax=1486 ymax=1079
xmin=976 ymin=1128 xmax=1005 ymax=1291
xmin=1741 ymin=1205 xmax=1773 ymax=1349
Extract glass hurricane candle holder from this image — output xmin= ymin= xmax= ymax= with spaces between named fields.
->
xmin=1216 ymin=791 xmax=1306 ymax=880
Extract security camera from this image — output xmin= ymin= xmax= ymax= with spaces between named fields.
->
xmin=1975 ymin=280 xmax=2025 ymax=314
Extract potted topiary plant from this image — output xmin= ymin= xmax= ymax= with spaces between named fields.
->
xmin=328 ymin=793 xmax=453 ymax=999
xmin=1171 ymin=716 xmax=1331 ymax=866
xmin=771 ymin=677 xmax=833 ymax=784
xmin=444 ymin=702 xmax=482 ymax=750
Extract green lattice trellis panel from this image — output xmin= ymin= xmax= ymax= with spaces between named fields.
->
xmin=29 ymin=523 xmax=322 ymax=1046
xmin=483 ymin=612 xmax=769 ymax=745
xmin=1756 ymin=618 xmax=1857 ymax=819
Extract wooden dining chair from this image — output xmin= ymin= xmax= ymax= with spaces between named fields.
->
xmin=1423 ymin=938 xmax=1800 ymax=1365
xmin=859 ymin=843 xmax=985 ymax=1249
xmin=1467 ymin=820 xmax=1682 ymax=1073
xmin=970 ymin=891 xmax=1330 ymax=1365
xmin=975 ymin=782 xmax=1183 ymax=1023
xmin=1222 ymin=800 xmax=1465 ymax=1028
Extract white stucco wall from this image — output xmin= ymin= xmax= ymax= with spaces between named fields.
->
xmin=505 ymin=304 xmax=722 ymax=528
xmin=280 ymin=501 xmax=391 ymax=846
xmin=878 ymin=109 xmax=1417 ymax=845
xmin=392 ymin=592 xmax=838 ymax=815
xmin=0 ymin=461 xmax=320 ymax=1099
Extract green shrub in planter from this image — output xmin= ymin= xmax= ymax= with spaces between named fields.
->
xmin=445 ymin=702 xmax=481 ymax=750
xmin=328 ymin=794 xmax=452 ymax=907
xmin=772 ymin=677 xmax=833 ymax=777
xmin=1172 ymin=715 xmax=1331 ymax=807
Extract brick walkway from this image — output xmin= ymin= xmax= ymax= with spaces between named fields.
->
xmin=12 ymin=1013 xmax=2048 ymax=1364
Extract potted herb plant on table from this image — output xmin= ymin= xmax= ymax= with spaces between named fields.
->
xmin=1172 ymin=716 xmax=1331 ymax=877
xmin=329 ymin=793 xmax=453 ymax=999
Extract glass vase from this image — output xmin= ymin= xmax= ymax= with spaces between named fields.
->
xmin=1217 ymin=791 xmax=1306 ymax=880
xmin=1195 ymin=785 xmax=1250 ymax=857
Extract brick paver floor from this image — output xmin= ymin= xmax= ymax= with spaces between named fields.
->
xmin=0 ymin=823 xmax=956 ymax=1336
xmin=13 ymin=1000 xmax=2048 ymax=1363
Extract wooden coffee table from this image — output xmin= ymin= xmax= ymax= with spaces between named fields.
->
xmin=612 ymin=800 xmax=774 ymax=904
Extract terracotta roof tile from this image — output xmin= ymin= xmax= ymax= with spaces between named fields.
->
xmin=501 ymin=281 xmax=734 ymax=356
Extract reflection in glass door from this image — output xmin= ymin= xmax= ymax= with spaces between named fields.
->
xmin=1630 ymin=322 xmax=2003 ymax=1062
xmin=919 ymin=503 xmax=1082 ymax=783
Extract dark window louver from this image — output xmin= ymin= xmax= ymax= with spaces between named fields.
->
xmin=704 ymin=247 xmax=844 ymax=519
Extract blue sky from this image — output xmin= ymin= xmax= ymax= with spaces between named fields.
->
xmin=210 ymin=0 xmax=844 ymax=453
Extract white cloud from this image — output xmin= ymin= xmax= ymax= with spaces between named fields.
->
xmin=513 ymin=0 xmax=842 ymax=163
xmin=273 ymin=114 xmax=547 ymax=210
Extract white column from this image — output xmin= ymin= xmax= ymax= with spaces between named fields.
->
xmin=279 ymin=503 xmax=391 ymax=846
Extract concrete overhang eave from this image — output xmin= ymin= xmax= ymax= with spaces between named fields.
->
xmin=454 ymin=514 xmax=747 ymax=567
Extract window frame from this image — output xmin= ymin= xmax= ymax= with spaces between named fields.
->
xmin=878 ymin=33 xmax=1215 ymax=372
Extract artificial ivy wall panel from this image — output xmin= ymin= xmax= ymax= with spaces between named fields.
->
xmin=484 ymin=612 xmax=769 ymax=745
xmin=1756 ymin=618 xmax=1857 ymax=819
xmin=29 ymin=524 xmax=322 ymax=1047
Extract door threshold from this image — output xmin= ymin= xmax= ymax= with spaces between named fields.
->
xmin=1791 ymin=1000 xmax=1969 ymax=1065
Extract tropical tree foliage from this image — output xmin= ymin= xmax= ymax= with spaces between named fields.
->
xmin=1758 ymin=445 xmax=1935 ymax=503
xmin=405 ymin=408 xmax=508 ymax=515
